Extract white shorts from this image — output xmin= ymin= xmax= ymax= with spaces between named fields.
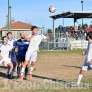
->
xmin=25 ymin=51 xmax=37 ymax=64
xmin=0 ymin=58 xmax=11 ymax=66
xmin=81 ymin=60 xmax=91 ymax=71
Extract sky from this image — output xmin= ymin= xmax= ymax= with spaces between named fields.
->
xmin=0 ymin=0 xmax=92 ymax=29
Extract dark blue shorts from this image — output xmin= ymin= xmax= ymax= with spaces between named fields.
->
xmin=17 ymin=55 xmax=25 ymax=63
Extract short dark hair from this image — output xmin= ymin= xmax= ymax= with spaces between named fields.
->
xmin=2 ymin=36 xmax=7 ymax=40
xmin=6 ymin=32 xmax=12 ymax=36
xmin=31 ymin=26 xmax=37 ymax=31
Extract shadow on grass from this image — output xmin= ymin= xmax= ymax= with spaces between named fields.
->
xmin=32 ymin=75 xmax=69 ymax=84
xmin=0 ymin=66 xmax=7 ymax=69
xmin=0 ymin=72 xmax=7 ymax=78
xmin=62 ymin=65 xmax=81 ymax=69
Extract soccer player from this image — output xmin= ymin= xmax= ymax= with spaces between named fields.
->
xmin=0 ymin=36 xmax=13 ymax=78
xmin=20 ymin=26 xmax=53 ymax=81
xmin=77 ymin=32 xmax=92 ymax=85
xmin=7 ymin=32 xmax=17 ymax=47
xmin=7 ymin=32 xmax=17 ymax=78
xmin=17 ymin=32 xmax=29 ymax=79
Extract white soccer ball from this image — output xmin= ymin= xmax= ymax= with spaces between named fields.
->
xmin=49 ymin=6 xmax=56 ymax=13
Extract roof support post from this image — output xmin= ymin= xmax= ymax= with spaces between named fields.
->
xmin=52 ymin=18 xmax=56 ymax=47
xmin=74 ymin=18 xmax=77 ymax=27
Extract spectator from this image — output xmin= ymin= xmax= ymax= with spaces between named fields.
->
xmin=66 ymin=26 xmax=69 ymax=32
xmin=62 ymin=26 xmax=66 ymax=33
xmin=58 ymin=25 xmax=62 ymax=33
xmin=58 ymin=25 xmax=63 ymax=36
xmin=88 ymin=25 xmax=92 ymax=32
xmin=78 ymin=24 xmax=82 ymax=32
xmin=70 ymin=26 xmax=74 ymax=34
xmin=74 ymin=26 xmax=78 ymax=32
xmin=83 ymin=24 xmax=88 ymax=33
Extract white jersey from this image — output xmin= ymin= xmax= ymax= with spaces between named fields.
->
xmin=27 ymin=34 xmax=46 ymax=53
xmin=0 ymin=43 xmax=12 ymax=59
xmin=7 ymin=37 xmax=17 ymax=48
xmin=84 ymin=42 xmax=92 ymax=63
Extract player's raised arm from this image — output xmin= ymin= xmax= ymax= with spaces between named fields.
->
xmin=46 ymin=34 xmax=53 ymax=39
xmin=27 ymin=34 xmax=36 ymax=41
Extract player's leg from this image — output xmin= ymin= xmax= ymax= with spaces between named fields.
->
xmin=20 ymin=60 xmax=29 ymax=81
xmin=17 ymin=62 xmax=21 ymax=78
xmin=25 ymin=64 xmax=29 ymax=79
xmin=20 ymin=51 xmax=33 ymax=81
xmin=11 ymin=53 xmax=17 ymax=78
xmin=77 ymin=59 xmax=88 ymax=85
xmin=17 ymin=55 xmax=22 ymax=78
xmin=7 ymin=66 xmax=10 ymax=75
xmin=7 ymin=62 xmax=13 ymax=78
xmin=4 ymin=58 xmax=13 ymax=78
xmin=77 ymin=69 xmax=85 ymax=85
xmin=11 ymin=62 xmax=17 ymax=78
xmin=29 ymin=52 xmax=37 ymax=79
xmin=23 ymin=56 xmax=29 ymax=79
xmin=29 ymin=61 xmax=35 ymax=79
xmin=77 ymin=62 xmax=88 ymax=85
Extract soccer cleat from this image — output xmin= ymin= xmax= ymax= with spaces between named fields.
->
xmin=29 ymin=73 xmax=32 ymax=79
xmin=7 ymin=74 xmax=10 ymax=79
xmin=25 ymin=75 xmax=27 ymax=80
xmin=20 ymin=75 xmax=23 ymax=81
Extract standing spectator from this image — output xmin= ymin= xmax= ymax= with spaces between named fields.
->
xmin=83 ymin=24 xmax=88 ymax=39
xmin=88 ymin=25 xmax=92 ymax=32
xmin=58 ymin=25 xmax=62 ymax=36
xmin=83 ymin=24 xmax=88 ymax=33
xmin=70 ymin=26 xmax=74 ymax=34
xmin=66 ymin=26 xmax=69 ymax=32
xmin=62 ymin=26 xmax=66 ymax=33
xmin=70 ymin=26 xmax=74 ymax=39
xmin=78 ymin=24 xmax=82 ymax=32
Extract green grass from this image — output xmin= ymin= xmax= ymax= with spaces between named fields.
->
xmin=38 ymin=49 xmax=86 ymax=55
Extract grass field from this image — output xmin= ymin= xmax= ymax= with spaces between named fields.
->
xmin=0 ymin=49 xmax=92 ymax=92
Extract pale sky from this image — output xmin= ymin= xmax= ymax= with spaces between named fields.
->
xmin=0 ymin=0 xmax=92 ymax=29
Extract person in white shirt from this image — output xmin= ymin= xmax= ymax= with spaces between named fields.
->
xmin=7 ymin=32 xmax=17 ymax=78
xmin=20 ymin=26 xmax=53 ymax=81
xmin=77 ymin=32 xmax=92 ymax=85
xmin=0 ymin=36 xmax=13 ymax=78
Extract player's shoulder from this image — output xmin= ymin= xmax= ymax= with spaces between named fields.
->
xmin=12 ymin=38 xmax=17 ymax=41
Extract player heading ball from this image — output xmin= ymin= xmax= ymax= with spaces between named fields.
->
xmin=20 ymin=26 xmax=53 ymax=81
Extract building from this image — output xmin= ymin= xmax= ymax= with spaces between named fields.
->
xmin=0 ymin=20 xmax=41 ymax=39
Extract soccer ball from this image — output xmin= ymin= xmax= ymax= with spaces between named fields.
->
xmin=49 ymin=6 xmax=56 ymax=13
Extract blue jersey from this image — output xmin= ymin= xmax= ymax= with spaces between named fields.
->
xmin=17 ymin=39 xmax=29 ymax=56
